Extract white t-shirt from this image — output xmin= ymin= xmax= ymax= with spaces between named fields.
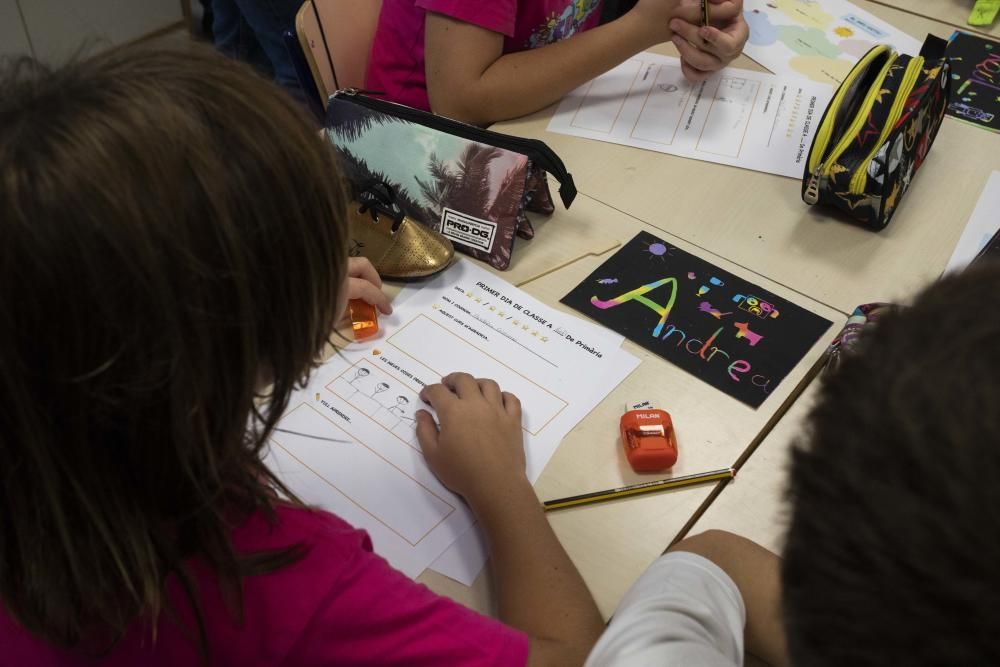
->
xmin=584 ymin=551 xmax=745 ymax=667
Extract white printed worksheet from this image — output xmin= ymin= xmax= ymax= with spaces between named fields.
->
xmin=546 ymin=52 xmax=835 ymax=178
xmin=743 ymin=0 xmax=921 ymax=85
xmin=266 ymin=260 xmax=639 ymax=578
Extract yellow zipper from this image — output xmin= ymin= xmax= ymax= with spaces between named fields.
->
xmin=804 ymin=46 xmax=895 ymax=204
xmin=848 ymin=55 xmax=924 ymax=194
xmin=807 ymin=45 xmax=892 ymax=174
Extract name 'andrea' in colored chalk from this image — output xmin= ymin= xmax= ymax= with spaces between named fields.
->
xmin=591 ymin=277 xmax=773 ymax=394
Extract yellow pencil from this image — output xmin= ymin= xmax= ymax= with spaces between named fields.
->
xmin=543 ymin=467 xmax=735 ymax=512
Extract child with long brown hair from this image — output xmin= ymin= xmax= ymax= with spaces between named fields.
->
xmin=0 ymin=44 xmax=601 ymax=665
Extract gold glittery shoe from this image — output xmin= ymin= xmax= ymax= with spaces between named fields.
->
xmin=347 ymin=199 xmax=454 ymax=280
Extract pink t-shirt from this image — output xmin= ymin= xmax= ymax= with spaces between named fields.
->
xmin=367 ymin=0 xmax=604 ymax=111
xmin=1 ymin=506 xmax=529 ymax=666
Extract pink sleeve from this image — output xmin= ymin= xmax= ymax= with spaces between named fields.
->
xmin=416 ymin=0 xmax=518 ymax=37
xmin=284 ymin=533 xmax=530 ymax=666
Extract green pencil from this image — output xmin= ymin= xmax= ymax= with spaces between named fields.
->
xmin=543 ymin=467 xmax=735 ymax=512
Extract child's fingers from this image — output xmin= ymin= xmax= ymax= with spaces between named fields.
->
xmin=698 ymin=26 xmax=745 ymax=61
xmin=670 ymin=19 xmax=746 ymax=63
xmin=414 ymin=409 xmax=440 ymax=454
xmin=673 ymin=34 xmax=723 ymax=72
xmin=501 ymin=391 xmax=522 ymax=420
xmin=700 ymin=18 xmax=748 ymax=59
xmin=670 ymin=18 xmax=708 ymax=50
xmin=477 ymin=378 xmax=502 ymax=404
xmin=441 ymin=372 xmax=482 ymax=399
xmin=681 ymin=60 xmax=713 ymax=83
xmin=348 ymin=277 xmax=393 ymax=315
xmin=673 ymin=0 xmax=704 ymax=25
xmin=705 ymin=0 xmax=742 ymax=22
xmin=419 ymin=382 xmax=458 ymax=410
xmin=347 ymin=256 xmax=383 ymax=288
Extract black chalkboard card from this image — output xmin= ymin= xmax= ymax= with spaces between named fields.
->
xmin=946 ymin=31 xmax=1000 ymax=133
xmin=561 ymin=232 xmax=833 ymax=408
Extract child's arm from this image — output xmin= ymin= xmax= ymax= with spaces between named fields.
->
xmin=424 ymin=0 xmax=718 ymax=125
xmin=416 ymin=373 xmax=604 ymax=666
xmin=670 ymin=530 xmax=790 ymax=667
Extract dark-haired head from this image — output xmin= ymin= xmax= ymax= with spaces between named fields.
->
xmin=783 ymin=263 xmax=1000 ymax=665
xmin=0 ymin=44 xmax=348 ymax=653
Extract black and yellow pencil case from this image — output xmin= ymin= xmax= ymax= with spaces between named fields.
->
xmin=802 ymin=35 xmax=951 ymax=230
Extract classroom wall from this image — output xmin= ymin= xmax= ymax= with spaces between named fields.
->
xmin=2 ymin=0 xmax=183 ymax=61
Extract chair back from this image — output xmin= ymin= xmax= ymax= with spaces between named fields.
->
xmin=294 ymin=0 xmax=382 ymax=107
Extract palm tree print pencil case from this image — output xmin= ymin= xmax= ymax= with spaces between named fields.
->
xmin=325 ymin=90 xmax=576 ymax=270
xmin=802 ymin=35 xmax=950 ymax=230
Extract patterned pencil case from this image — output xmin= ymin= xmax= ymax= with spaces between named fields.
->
xmin=324 ymin=91 xmax=576 ymax=271
xmin=802 ymin=35 xmax=950 ymax=230
xmin=825 ymin=303 xmax=895 ymax=373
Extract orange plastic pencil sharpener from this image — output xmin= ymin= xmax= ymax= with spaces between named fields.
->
xmin=619 ymin=408 xmax=678 ymax=473
xmin=349 ymin=299 xmax=379 ymax=340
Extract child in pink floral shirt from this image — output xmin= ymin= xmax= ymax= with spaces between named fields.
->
xmin=367 ymin=0 xmax=750 ymax=124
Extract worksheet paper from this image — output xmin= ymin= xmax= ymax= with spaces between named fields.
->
xmin=743 ymin=0 xmax=922 ymax=85
xmin=944 ymin=171 xmax=1000 ymax=273
xmin=546 ymin=52 xmax=834 ymax=178
xmin=266 ymin=260 xmax=639 ymax=578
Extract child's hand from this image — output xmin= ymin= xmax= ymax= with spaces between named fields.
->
xmin=415 ymin=373 xmax=527 ymax=505
xmin=671 ymin=0 xmax=749 ymax=82
xmin=343 ymin=257 xmax=392 ymax=318
xmin=630 ymin=0 xmax=703 ymax=47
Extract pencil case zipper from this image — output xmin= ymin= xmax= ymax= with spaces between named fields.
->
xmin=804 ymin=46 xmax=896 ymax=204
xmin=847 ymin=55 xmax=925 ymax=194
xmin=805 ymin=45 xmax=891 ymax=175
xmin=333 ymin=89 xmax=577 ymax=208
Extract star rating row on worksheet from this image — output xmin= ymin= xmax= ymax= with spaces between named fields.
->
xmin=455 ymin=290 xmax=549 ymax=342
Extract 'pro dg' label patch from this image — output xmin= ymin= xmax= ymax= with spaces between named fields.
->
xmin=440 ymin=208 xmax=497 ymax=253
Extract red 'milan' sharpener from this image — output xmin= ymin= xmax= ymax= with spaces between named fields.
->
xmin=619 ymin=401 xmax=678 ymax=473
xmin=349 ymin=299 xmax=379 ymax=340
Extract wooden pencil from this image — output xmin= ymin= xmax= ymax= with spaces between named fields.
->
xmin=543 ymin=467 xmax=735 ymax=512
